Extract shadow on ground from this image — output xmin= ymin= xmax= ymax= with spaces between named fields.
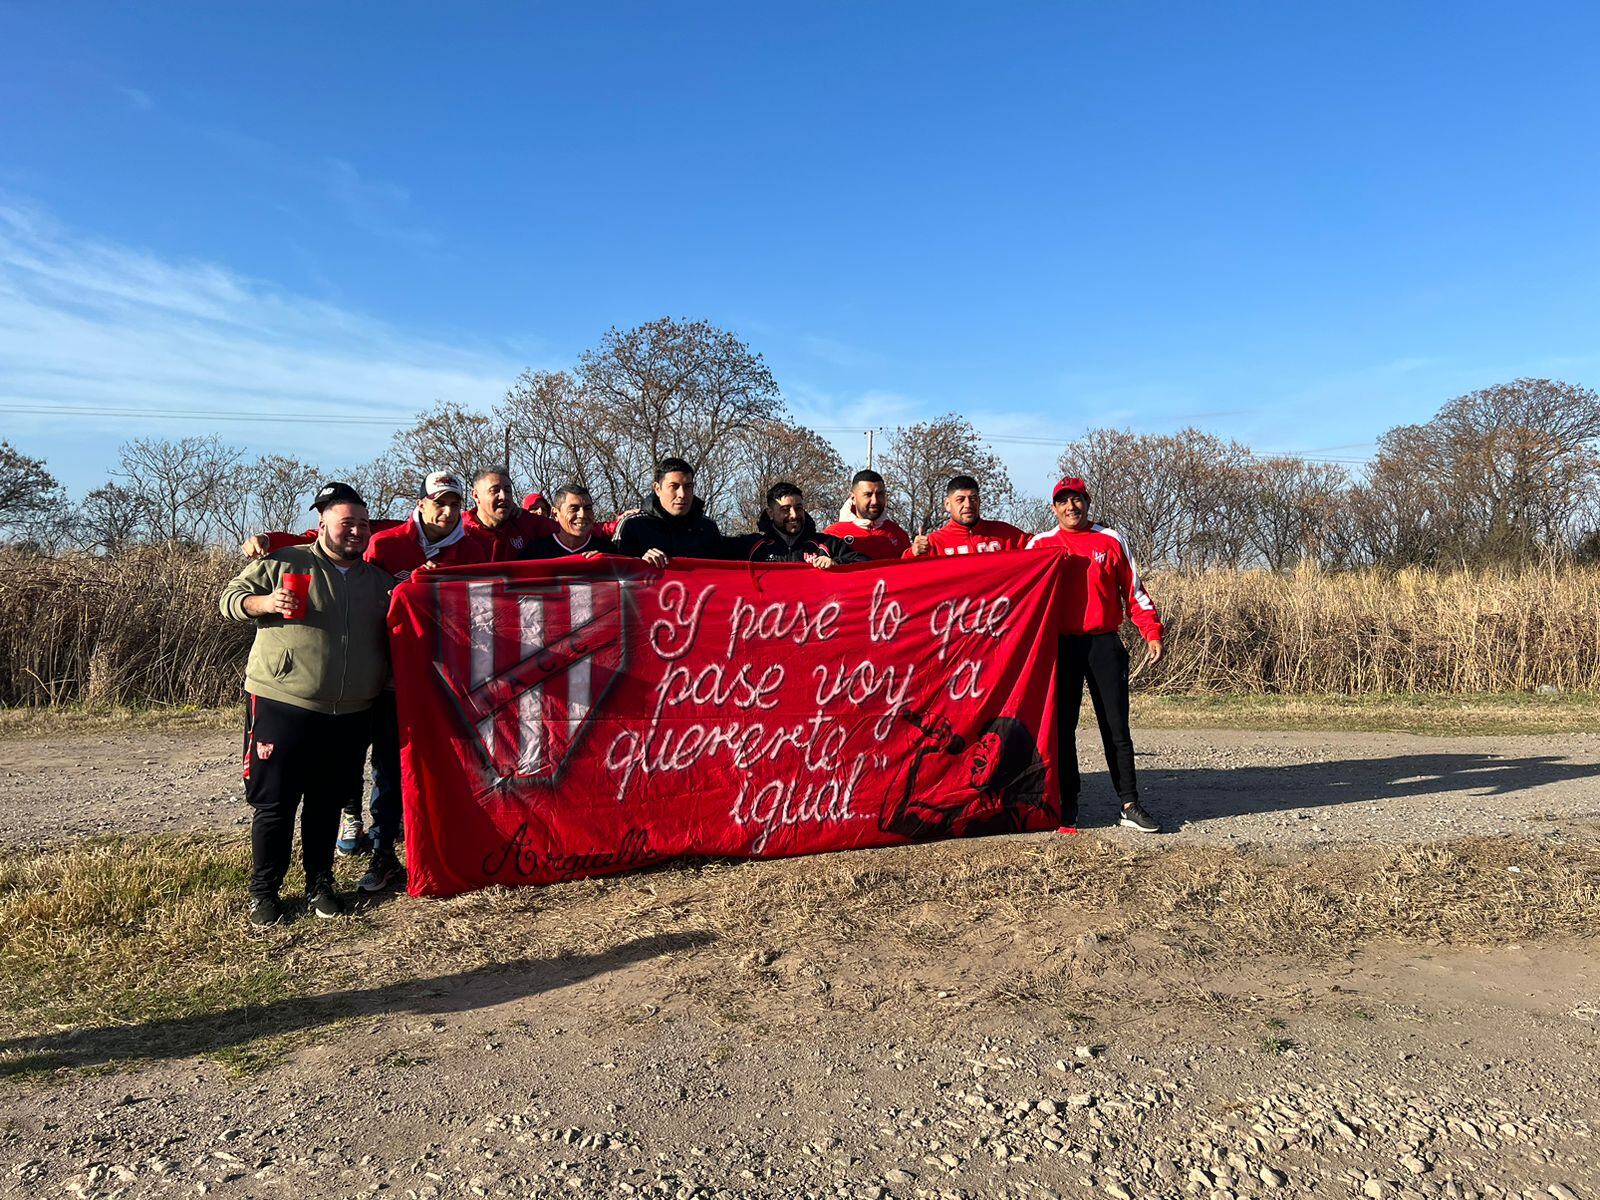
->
xmin=1098 ymin=751 xmax=1600 ymax=829
xmin=0 ymin=930 xmax=713 ymax=1074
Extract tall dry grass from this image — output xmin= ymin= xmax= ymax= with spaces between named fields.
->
xmin=1 ymin=549 xmax=1596 ymax=707
xmin=0 ymin=545 xmax=250 ymax=708
xmin=1148 ymin=561 xmax=1600 ymax=694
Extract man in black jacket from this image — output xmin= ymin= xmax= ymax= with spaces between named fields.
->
xmin=728 ymin=482 xmax=868 ymax=567
xmin=615 ymin=457 xmax=727 ymax=565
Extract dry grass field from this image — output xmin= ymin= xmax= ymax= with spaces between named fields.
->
xmin=4 ymin=547 xmax=1599 ymax=706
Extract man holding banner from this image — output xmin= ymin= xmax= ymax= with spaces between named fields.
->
xmin=521 ymin=484 xmax=615 ymax=559
xmin=1027 ymin=475 xmax=1164 ymax=834
xmin=462 ymin=467 xmax=558 ymax=561
xmin=727 ymin=482 xmax=868 ymax=567
xmin=615 ymin=457 xmax=727 ymax=564
xmin=906 ymin=475 xmax=1028 ymax=557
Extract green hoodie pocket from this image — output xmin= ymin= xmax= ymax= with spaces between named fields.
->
xmin=271 ymin=648 xmax=295 ymax=679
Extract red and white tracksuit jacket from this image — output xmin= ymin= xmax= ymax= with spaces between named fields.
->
xmin=906 ymin=518 xmax=1028 ymax=557
xmin=1026 ymin=523 xmax=1164 ymax=641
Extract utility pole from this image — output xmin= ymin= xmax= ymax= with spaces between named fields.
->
xmin=503 ymin=425 xmax=512 ymax=473
xmin=865 ymin=429 xmax=874 ymax=471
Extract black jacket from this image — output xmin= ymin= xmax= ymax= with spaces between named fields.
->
xmin=615 ymin=495 xmax=726 ymax=560
xmin=520 ymin=530 xmax=615 ymax=560
xmin=726 ymin=512 xmax=868 ymax=565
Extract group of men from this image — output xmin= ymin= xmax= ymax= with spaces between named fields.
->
xmin=221 ymin=458 xmax=1165 ymax=926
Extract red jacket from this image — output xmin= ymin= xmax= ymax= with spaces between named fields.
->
xmin=1026 ymin=524 xmax=1163 ymax=641
xmin=364 ymin=516 xmax=490 ymax=579
xmin=260 ymin=519 xmax=403 ymax=555
xmin=461 ymin=507 xmax=558 ymax=562
xmin=822 ymin=510 xmax=912 ymax=561
xmin=907 ymin=518 xmax=1028 ymax=558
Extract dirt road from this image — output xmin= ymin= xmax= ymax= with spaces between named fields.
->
xmin=4 ymin=725 xmax=1596 ymax=849
xmin=1 ymin=725 xmax=1598 ymax=1200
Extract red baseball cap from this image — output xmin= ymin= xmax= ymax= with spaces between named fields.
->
xmin=1052 ymin=476 xmax=1091 ymax=500
xmin=521 ymin=491 xmax=546 ymax=511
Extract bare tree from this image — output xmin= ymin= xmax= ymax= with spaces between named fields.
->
xmin=214 ymin=454 xmax=324 ymax=545
xmin=574 ymin=318 xmax=781 ymax=519
xmin=1058 ymin=428 xmax=1254 ymax=569
xmin=1343 ymin=379 xmax=1600 ymax=566
xmin=726 ymin=420 xmax=849 ymax=528
xmin=494 ymin=319 xmax=797 ymax=522
xmin=878 ymin=414 xmax=1018 ymax=534
xmin=79 ymin=482 xmax=152 ymax=553
xmin=0 ymin=441 xmax=63 ymax=546
xmin=116 ymin=435 xmax=242 ymax=544
xmin=1241 ymin=457 xmax=1350 ymax=570
xmin=1433 ymin=378 xmax=1600 ymax=558
xmin=388 ymin=401 xmax=502 ymax=490
xmin=497 ymin=369 xmax=633 ymax=513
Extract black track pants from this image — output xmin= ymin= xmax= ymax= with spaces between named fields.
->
xmin=242 ymin=694 xmax=372 ymax=900
xmin=1055 ymin=633 xmax=1139 ymax=823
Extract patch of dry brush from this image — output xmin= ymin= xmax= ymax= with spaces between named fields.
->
xmin=2 ymin=549 xmax=1598 ymax=706
xmin=0 ymin=546 xmax=248 ymax=707
xmin=1151 ymin=562 xmax=1600 ymax=694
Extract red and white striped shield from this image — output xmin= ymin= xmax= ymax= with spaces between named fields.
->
xmin=433 ymin=577 xmax=626 ymax=784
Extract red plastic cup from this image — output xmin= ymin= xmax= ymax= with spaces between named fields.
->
xmin=280 ymin=572 xmax=311 ymax=620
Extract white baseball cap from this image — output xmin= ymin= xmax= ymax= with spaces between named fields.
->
xmin=422 ymin=470 xmax=466 ymax=500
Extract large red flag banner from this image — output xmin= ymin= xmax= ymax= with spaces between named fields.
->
xmin=389 ymin=553 xmax=1066 ymax=897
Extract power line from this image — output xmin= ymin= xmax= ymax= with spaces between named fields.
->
xmin=0 ymin=403 xmax=403 ymax=426
xmin=0 ymin=403 xmax=1372 ymax=466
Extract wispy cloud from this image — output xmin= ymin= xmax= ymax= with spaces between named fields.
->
xmin=196 ymin=125 xmax=440 ymax=251
xmin=319 ymin=156 xmax=439 ymax=250
xmin=0 ymin=201 xmax=528 ymax=467
xmin=797 ymin=333 xmax=878 ymax=371
xmin=117 ymin=86 xmax=154 ymax=112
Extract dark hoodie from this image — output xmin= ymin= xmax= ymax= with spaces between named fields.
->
xmin=615 ymin=493 xmax=727 ymax=560
xmin=726 ymin=511 xmax=868 ymax=565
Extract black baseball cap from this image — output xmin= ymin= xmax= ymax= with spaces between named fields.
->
xmin=310 ymin=481 xmax=367 ymax=511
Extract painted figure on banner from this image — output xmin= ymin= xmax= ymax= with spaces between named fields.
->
xmin=879 ymin=705 xmax=1049 ymax=840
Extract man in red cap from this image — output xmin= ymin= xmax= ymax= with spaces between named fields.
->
xmin=462 ymin=467 xmax=557 ymax=561
xmin=905 ymin=475 xmax=1027 ymax=558
xmin=521 ymin=491 xmax=552 ymax=520
xmin=1027 ymin=475 xmax=1164 ymax=834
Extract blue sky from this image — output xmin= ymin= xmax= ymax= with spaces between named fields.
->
xmin=3 ymin=2 xmax=1598 ymax=499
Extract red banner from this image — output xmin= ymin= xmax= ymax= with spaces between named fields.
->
xmin=389 ymin=553 xmax=1066 ymax=897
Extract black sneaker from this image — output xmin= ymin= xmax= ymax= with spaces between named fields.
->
xmin=1119 ymin=801 xmax=1161 ymax=834
xmin=249 ymin=896 xmax=282 ymax=927
xmin=308 ymin=880 xmax=345 ymax=919
xmin=357 ymin=849 xmax=405 ymax=894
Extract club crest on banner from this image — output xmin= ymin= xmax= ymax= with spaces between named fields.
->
xmin=432 ymin=577 xmax=627 ymax=785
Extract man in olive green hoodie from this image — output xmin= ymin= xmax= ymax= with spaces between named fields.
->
xmin=220 ymin=482 xmax=396 ymax=926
